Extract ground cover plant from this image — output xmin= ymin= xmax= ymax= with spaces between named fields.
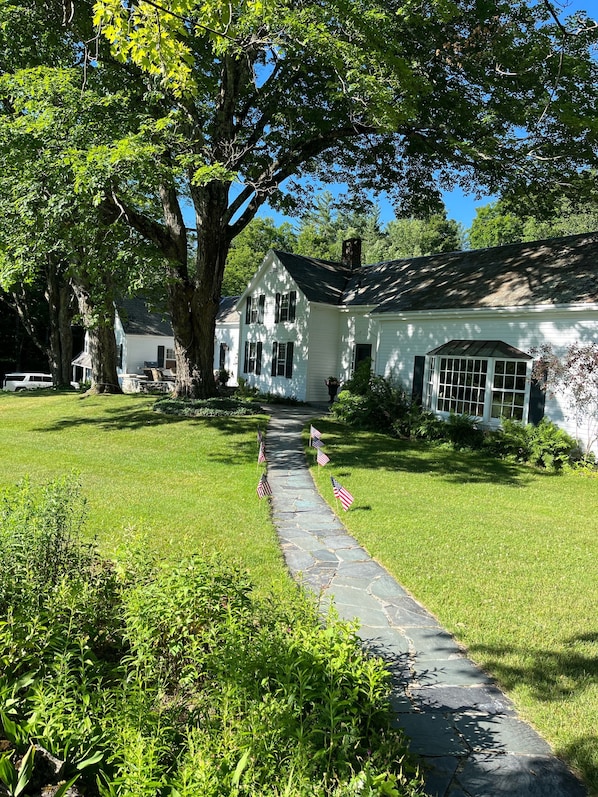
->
xmin=308 ymin=418 xmax=598 ymax=791
xmin=0 ymin=393 xmax=424 ymax=796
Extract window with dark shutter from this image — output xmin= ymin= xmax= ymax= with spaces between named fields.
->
xmin=271 ymin=342 xmax=278 ymax=377
xmin=275 ymin=293 xmax=281 ymax=323
xmin=245 ymin=297 xmax=252 ymax=324
xmin=256 ymin=342 xmax=262 ymax=375
xmin=258 ymin=294 xmax=265 ymax=323
xmin=289 ymin=291 xmax=296 ymax=322
xmin=243 ymin=341 xmax=249 ymax=373
xmin=412 ymin=355 xmax=425 ymax=405
xmin=285 ymin=342 xmax=294 ymax=378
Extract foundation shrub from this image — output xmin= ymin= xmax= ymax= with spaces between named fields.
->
xmin=332 ymin=374 xmax=411 ymax=434
xmin=444 ymin=412 xmax=485 ymax=450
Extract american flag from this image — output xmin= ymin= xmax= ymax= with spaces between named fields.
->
xmin=310 ymin=425 xmax=322 ymax=439
xmin=331 ymin=476 xmax=353 ymax=511
xmin=317 ymin=449 xmax=330 ymax=466
xmin=311 ymin=437 xmax=324 ymax=449
xmin=258 ymin=442 xmax=266 ymax=463
xmin=257 ymin=428 xmax=263 ymax=444
xmin=257 ymin=474 xmax=272 ymax=499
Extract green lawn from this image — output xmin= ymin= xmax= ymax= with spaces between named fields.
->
xmin=2 ymin=392 xmax=597 ymax=791
xmin=308 ymin=418 xmax=598 ymax=792
xmin=0 ymin=390 xmax=291 ymax=598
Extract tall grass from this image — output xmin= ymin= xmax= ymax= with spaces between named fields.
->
xmin=308 ymin=418 xmax=598 ymax=791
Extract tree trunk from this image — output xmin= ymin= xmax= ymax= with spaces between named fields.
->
xmin=71 ymin=280 xmax=122 ymax=394
xmin=166 ymin=181 xmax=232 ymax=400
xmin=46 ymin=263 xmax=75 ymax=387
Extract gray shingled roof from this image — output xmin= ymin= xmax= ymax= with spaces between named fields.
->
xmin=117 ymin=298 xmax=173 ymax=336
xmin=273 ymin=250 xmax=353 ymax=305
xmin=217 ymin=296 xmax=240 ymax=323
xmin=343 ymin=232 xmax=598 ymax=313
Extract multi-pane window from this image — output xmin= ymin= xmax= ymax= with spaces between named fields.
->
xmin=245 ymin=295 xmax=265 ymax=324
xmin=424 ymin=341 xmax=531 ymax=424
xmin=271 ymin=341 xmax=294 ymax=378
xmin=436 ymin=357 xmax=488 ymax=417
xmin=491 ymin=360 xmax=527 ymax=421
xmin=243 ymin=341 xmax=262 ymax=374
xmin=275 ymin=291 xmax=296 ymax=323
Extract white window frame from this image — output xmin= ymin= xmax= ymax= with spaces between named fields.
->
xmin=425 ymin=354 xmax=531 ymax=425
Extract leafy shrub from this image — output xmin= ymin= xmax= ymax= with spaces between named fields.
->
xmin=332 ymin=375 xmax=411 ymax=434
xmin=528 ymin=418 xmax=576 ymax=470
xmin=482 ymin=418 xmax=575 ymax=470
xmin=0 ymin=479 xmax=423 ymax=797
xmin=443 ymin=412 xmax=485 ymax=450
xmin=404 ymin=406 xmax=447 ymax=441
xmin=154 ymin=396 xmax=262 ymax=417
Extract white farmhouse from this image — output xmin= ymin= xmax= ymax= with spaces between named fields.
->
xmin=237 ymin=233 xmax=598 ymax=452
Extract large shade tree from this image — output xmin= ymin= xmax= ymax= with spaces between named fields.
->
xmin=27 ymin=0 xmax=598 ymax=396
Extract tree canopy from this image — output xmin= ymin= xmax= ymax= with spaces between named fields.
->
xmin=3 ymin=0 xmax=598 ymax=395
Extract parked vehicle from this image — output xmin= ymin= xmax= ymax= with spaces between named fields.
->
xmin=2 ymin=372 xmax=55 ymax=391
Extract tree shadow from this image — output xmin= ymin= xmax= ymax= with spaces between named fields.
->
xmin=468 ymin=632 xmax=598 ymax=704
xmin=307 ymin=418 xmax=539 ymax=487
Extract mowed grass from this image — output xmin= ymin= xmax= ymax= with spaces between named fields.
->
xmin=307 ymin=418 xmax=598 ymax=793
xmin=0 ymin=391 xmax=292 ymax=597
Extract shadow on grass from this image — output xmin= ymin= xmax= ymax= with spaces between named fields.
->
xmin=469 ymin=634 xmax=598 ymax=790
xmin=35 ymin=398 xmax=269 ymax=434
xmin=310 ymin=418 xmax=561 ymax=487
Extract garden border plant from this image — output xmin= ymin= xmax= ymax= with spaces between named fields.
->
xmin=0 ymin=476 xmax=424 ymax=797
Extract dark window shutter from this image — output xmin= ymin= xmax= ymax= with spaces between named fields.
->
xmin=528 ymin=375 xmax=546 ymax=425
xmin=258 ymin=294 xmax=265 ymax=323
xmin=245 ymin=297 xmax=252 ymax=324
xmin=256 ymin=342 xmax=262 ymax=375
xmin=412 ymin=356 xmax=425 ymax=405
xmin=117 ymin=344 xmax=123 ymax=369
xmin=243 ymin=342 xmax=249 ymax=373
xmin=157 ymin=346 xmax=165 ymax=367
xmin=275 ymin=293 xmax=281 ymax=323
xmin=285 ymin=342 xmax=294 ymax=378
xmin=289 ymin=291 xmax=297 ymax=322
xmin=271 ymin=343 xmax=278 ymax=377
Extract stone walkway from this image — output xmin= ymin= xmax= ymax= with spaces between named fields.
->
xmin=264 ymin=404 xmax=588 ymax=797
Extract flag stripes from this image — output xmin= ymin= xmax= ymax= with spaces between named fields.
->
xmin=331 ymin=476 xmax=354 ymax=511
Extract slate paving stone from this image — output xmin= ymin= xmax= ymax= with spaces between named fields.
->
xmin=420 ymin=756 xmax=461 ymax=797
xmin=336 ymin=559 xmax=388 ymax=579
xmin=394 ymin=711 xmax=467 ymax=757
xmin=410 ymin=684 xmax=517 ymax=715
xmin=263 ymin=405 xmax=589 ymax=797
xmin=455 ymin=715 xmax=554 ymax=756
xmin=369 ymin=574 xmax=412 ymax=600
xmin=385 ymin=599 xmax=444 ymax=628
xmin=335 ymin=547 xmax=371 ymax=562
xmin=405 ymin=626 xmax=465 ymax=660
xmin=455 ymin=753 xmax=588 ymax=797
xmin=410 ymin=656 xmax=495 ymax=688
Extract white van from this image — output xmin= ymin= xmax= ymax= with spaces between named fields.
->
xmin=3 ymin=372 xmax=55 ymax=391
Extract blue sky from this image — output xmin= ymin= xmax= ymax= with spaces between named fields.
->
xmin=251 ymin=0 xmax=595 ymax=233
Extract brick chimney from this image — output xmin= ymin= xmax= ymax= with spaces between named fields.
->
xmin=341 ymin=238 xmax=362 ymax=270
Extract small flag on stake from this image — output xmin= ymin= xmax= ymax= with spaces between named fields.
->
xmin=331 ymin=476 xmax=354 ymax=511
xmin=311 ymin=437 xmax=324 ymax=449
xmin=257 ymin=473 xmax=272 ymax=499
xmin=310 ymin=425 xmax=322 ymax=439
xmin=317 ymin=449 xmax=330 ymax=466
xmin=258 ymin=442 xmax=266 ymax=464
xmin=257 ymin=428 xmax=263 ymax=444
